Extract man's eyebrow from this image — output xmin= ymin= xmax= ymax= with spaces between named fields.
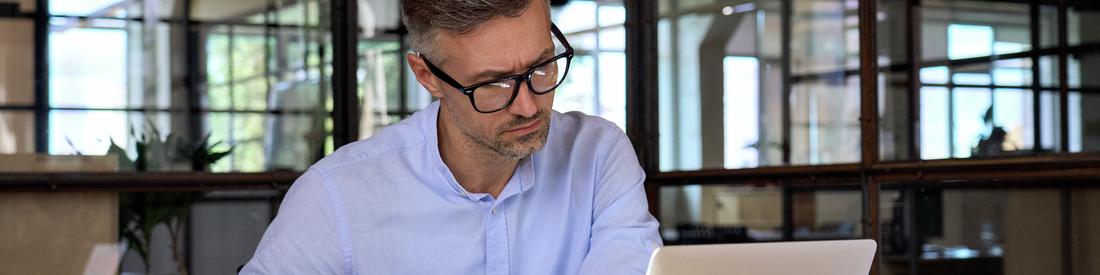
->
xmin=470 ymin=47 xmax=556 ymax=82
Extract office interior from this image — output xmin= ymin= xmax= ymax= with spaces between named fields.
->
xmin=0 ymin=0 xmax=1098 ymax=274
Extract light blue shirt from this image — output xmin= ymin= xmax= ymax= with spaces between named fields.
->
xmin=242 ymin=101 xmax=662 ymax=274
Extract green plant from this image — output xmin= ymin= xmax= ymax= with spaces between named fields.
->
xmin=109 ymin=124 xmax=233 ymax=275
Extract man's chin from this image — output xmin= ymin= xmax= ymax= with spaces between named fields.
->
xmin=501 ymin=129 xmax=549 ymax=159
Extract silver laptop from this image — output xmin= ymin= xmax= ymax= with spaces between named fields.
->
xmin=646 ymin=239 xmax=877 ymax=275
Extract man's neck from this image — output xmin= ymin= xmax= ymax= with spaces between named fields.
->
xmin=437 ymin=115 xmax=518 ymax=198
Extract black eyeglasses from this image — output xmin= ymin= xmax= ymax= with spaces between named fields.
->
xmin=420 ymin=23 xmax=574 ymax=113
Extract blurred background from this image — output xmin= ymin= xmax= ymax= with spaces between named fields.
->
xmin=0 ymin=0 xmax=1097 ymax=274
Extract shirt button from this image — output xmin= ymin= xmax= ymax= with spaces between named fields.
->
xmin=491 ymin=207 xmax=498 ymax=215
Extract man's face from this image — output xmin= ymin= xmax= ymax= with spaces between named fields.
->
xmin=410 ymin=0 xmax=556 ymax=160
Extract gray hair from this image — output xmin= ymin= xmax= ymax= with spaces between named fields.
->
xmin=401 ymin=0 xmax=548 ymax=62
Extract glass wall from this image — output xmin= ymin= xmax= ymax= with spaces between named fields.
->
xmin=877 ymin=0 xmax=1100 ymax=161
xmin=659 ymin=183 xmax=864 ymax=244
xmin=659 ymin=184 xmax=784 ymax=244
xmin=0 ymin=0 xmax=340 ymax=172
xmin=879 ymin=186 xmax=1100 ymax=275
xmin=552 ymin=0 xmax=628 ymax=130
xmin=658 ymin=0 xmax=861 ymax=171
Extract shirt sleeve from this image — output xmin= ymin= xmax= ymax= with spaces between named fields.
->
xmin=240 ymin=168 xmax=350 ymax=274
xmin=578 ymin=130 xmax=664 ymax=275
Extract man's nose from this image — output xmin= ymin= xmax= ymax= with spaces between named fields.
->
xmin=506 ymin=82 xmax=538 ymax=117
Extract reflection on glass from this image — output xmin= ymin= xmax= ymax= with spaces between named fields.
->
xmin=880 ymin=188 xmax=1066 ymax=275
xmin=792 ymin=189 xmax=863 ymax=240
xmin=658 ymin=0 xmax=859 ymax=171
xmin=916 ymin=87 xmax=1039 ymax=160
xmin=791 ymin=78 xmax=861 ymax=165
xmin=358 ymin=40 xmax=404 ymax=138
xmin=921 ymin=1 xmax=1031 ymax=63
xmin=188 ymin=196 xmax=273 ymax=274
xmin=882 ymin=0 xmax=1065 ymax=161
xmin=952 ymin=88 xmax=992 ymax=158
xmin=1068 ymin=1 xmax=1100 ymax=47
xmin=117 ymin=191 xmax=276 ymax=274
xmin=200 ymin=19 xmax=331 ymax=171
xmin=1068 ymin=92 xmax=1100 ymax=153
xmin=659 ymin=185 xmax=782 ymax=244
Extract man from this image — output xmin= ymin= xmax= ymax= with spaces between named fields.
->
xmin=241 ymin=0 xmax=661 ymax=274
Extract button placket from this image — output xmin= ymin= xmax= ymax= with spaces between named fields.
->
xmin=485 ymin=201 xmax=510 ymax=275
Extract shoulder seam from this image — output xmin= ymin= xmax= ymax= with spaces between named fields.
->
xmin=315 ymin=168 xmax=358 ymax=274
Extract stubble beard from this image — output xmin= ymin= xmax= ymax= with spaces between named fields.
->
xmin=456 ymin=110 xmax=551 ymax=161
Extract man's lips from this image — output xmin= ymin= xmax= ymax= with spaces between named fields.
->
xmin=505 ymin=119 xmax=542 ymax=134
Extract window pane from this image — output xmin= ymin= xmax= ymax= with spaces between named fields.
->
xmin=658 ymin=0 xmax=859 ymax=171
xmin=791 ymin=78 xmax=861 ymax=165
xmin=723 ymin=56 xmax=760 ymax=168
xmin=598 ymin=26 xmax=625 ymax=51
xmin=659 ymin=185 xmax=783 ymax=244
xmin=597 ymin=52 xmax=626 ymax=130
xmin=880 ymin=187 xmax=1065 ymax=275
xmin=358 ymin=40 xmax=403 ymax=139
xmin=47 ymin=111 xmax=177 ymax=169
xmin=792 ymin=188 xmax=863 ymax=240
xmin=597 ymin=3 xmax=625 ymax=27
xmin=552 ymin=0 xmax=596 ymax=33
xmin=952 ymin=88 xmax=991 ymax=158
xmin=1068 ymin=91 xmax=1100 ymax=153
xmin=48 ymin=110 xmax=129 ymax=155
xmin=554 ymin=55 xmax=598 ymax=115
xmin=49 ymin=23 xmax=128 ymax=109
xmin=189 ymin=193 xmax=273 ymax=275
xmin=117 ymin=190 xmax=277 ymax=274
xmin=1068 ymin=0 xmax=1100 ymax=48
xmin=565 ymin=32 xmax=597 ymax=51
xmin=1068 ymin=51 xmax=1098 ymax=91
xmin=880 ymin=0 xmax=1063 ymax=161
xmin=205 ymin=112 xmax=325 ymax=172
xmin=920 ymin=87 xmax=950 ymax=159
xmin=542 ymin=0 xmax=628 ymax=132
xmin=921 ymin=1 xmax=1031 ymax=63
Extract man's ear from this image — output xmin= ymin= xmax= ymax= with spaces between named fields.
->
xmin=407 ymin=53 xmax=445 ymax=99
